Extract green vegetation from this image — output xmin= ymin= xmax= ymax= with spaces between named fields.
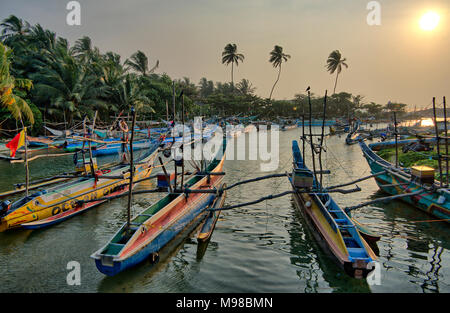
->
xmin=0 ymin=15 xmax=411 ymax=136
xmin=376 ymin=147 xmax=446 ymax=178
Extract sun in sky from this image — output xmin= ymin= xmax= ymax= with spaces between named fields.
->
xmin=419 ymin=11 xmax=440 ymax=31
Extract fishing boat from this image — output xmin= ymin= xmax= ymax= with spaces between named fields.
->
xmin=290 ymin=140 xmax=377 ymax=278
xmin=359 ymin=140 xmax=450 ymax=221
xmin=368 ymin=138 xmax=435 ymax=151
xmin=297 ymin=119 xmax=336 ymax=127
xmin=91 ymin=138 xmax=227 ymax=276
xmin=0 ymin=140 xmax=161 ymax=231
xmin=90 ymin=138 xmax=158 ymax=157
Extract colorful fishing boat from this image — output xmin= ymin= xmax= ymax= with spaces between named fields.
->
xmin=359 ymin=140 xmax=450 ymax=221
xmin=0 ymin=140 xmax=161 ymax=231
xmin=290 ymin=140 xmax=377 ymax=278
xmin=91 ymin=138 xmax=227 ymax=276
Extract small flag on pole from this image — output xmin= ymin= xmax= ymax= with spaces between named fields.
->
xmin=6 ymin=128 xmax=26 ymax=157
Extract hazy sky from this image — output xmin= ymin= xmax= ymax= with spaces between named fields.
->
xmin=1 ymin=0 xmax=449 ymax=109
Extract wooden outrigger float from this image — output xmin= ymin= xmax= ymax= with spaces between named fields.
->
xmin=91 ymin=138 xmax=227 ymax=276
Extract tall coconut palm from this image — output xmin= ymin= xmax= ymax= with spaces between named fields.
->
xmin=268 ymin=45 xmax=290 ymax=100
xmin=221 ymin=43 xmax=244 ymax=86
xmin=125 ymin=50 xmax=159 ymax=76
xmin=326 ymin=50 xmax=348 ymax=94
xmin=30 ymin=48 xmax=108 ymax=123
xmin=107 ymin=74 xmax=155 ymax=113
xmin=0 ymin=15 xmax=31 ymax=42
xmin=0 ymin=43 xmax=34 ymax=124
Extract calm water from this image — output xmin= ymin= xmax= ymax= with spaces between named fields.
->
xmin=0 ymin=129 xmax=449 ymax=293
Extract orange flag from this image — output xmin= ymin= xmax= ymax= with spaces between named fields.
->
xmin=6 ymin=128 xmax=26 ymax=157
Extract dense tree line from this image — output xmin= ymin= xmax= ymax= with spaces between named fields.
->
xmin=0 ymin=15 xmax=407 ymax=136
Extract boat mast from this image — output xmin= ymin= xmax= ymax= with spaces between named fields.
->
xmin=301 ymin=115 xmax=306 ymax=167
xmin=19 ymin=117 xmax=29 ymax=197
xmin=87 ymin=111 xmax=97 ymax=178
xmin=81 ymin=116 xmax=88 ymax=176
xmin=181 ymin=92 xmax=185 ymax=188
xmin=443 ymin=96 xmax=448 ymax=187
xmin=319 ymin=91 xmax=328 ymax=187
xmin=172 ymin=81 xmax=177 ymax=190
xmin=307 ymin=90 xmax=319 ymax=185
xmin=393 ymin=111 xmax=399 ymax=168
xmin=432 ymin=97 xmax=443 ymax=187
xmin=126 ymin=107 xmax=137 ymax=231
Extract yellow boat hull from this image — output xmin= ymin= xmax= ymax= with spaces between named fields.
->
xmin=0 ymin=151 xmax=157 ymax=232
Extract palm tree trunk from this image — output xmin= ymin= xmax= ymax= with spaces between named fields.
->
xmin=231 ymin=62 xmax=234 ymax=87
xmin=269 ymin=65 xmax=282 ymax=100
xmin=333 ymin=71 xmax=339 ymax=94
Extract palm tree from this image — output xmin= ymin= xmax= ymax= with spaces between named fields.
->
xmin=107 ymin=74 xmax=155 ymax=113
xmin=30 ymin=47 xmax=108 ymax=123
xmin=268 ymin=45 xmax=290 ymax=100
xmin=125 ymin=50 xmax=159 ymax=76
xmin=326 ymin=50 xmax=348 ymax=94
xmin=0 ymin=15 xmax=31 ymax=42
xmin=0 ymin=43 xmax=34 ymax=124
xmin=221 ymin=43 xmax=244 ymax=86
xmin=236 ymin=79 xmax=256 ymax=95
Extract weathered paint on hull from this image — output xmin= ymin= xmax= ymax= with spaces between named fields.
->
xmin=95 ymin=195 xmax=215 ymax=276
xmin=291 ymin=191 xmax=374 ymax=279
xmin=0 ymin=149 xmax=158 ymax=232
xmin=360 ymin=141 xmax=450 ymax=222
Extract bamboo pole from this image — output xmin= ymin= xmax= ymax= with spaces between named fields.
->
xmin=81 ymin=116 xmax=88 ymax=176
xmin=24 ymin=126 xmax=29 ymax=197
xmin=307 ymin=90 xmax=319 ymax=184
xmin=181 ymin=93 xmax=185 ymax=188
xmin=319 ymin=91 xmax=328 ymax=187
xmin=87 ymin=111 xmax=97 ymax=178
xmin=394 ymin=111 xmax=399 ymax=168
xmin=126 ymin=107 xmax=137 ymax=231
xmin=443 ymin=96 xmax=448 ymax=186
xmin=432 ymin=97 xmax=443 ymax=187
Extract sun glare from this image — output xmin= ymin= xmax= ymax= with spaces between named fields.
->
xmin=419 ymin=11 xmax=440 ymax=31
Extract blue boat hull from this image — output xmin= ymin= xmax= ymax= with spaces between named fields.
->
xmin=94 ymin=194 xmax=216 ymax=276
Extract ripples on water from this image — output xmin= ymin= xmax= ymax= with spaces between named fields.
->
xmin=0 ymin=129 xmax=449 ymax=293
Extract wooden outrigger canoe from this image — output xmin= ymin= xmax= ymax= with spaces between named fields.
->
xmin=0 ymin=141 xmax=161 ymax=232
xmin=291 ymin=140 xmax=377 ymax=279
xmin=359 ymin=140 xmax=450 ymax=222
xmin=91 ymin=138 xmax=227 ymax=276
